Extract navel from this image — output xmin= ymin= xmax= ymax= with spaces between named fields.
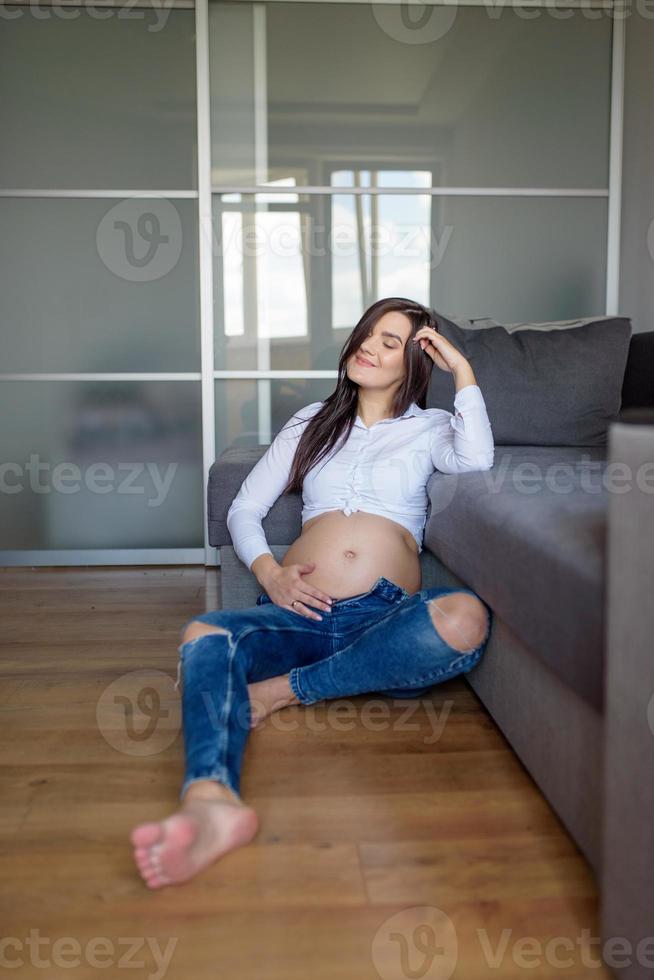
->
xmin=343 ymin=549 xmax=357 ymax=559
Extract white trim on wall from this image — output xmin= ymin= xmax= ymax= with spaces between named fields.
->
xmin=7 ymin=0 xmax=194 ymax=6
xmin=253 ymin=2 xmax=273 ymax=445
xmin=211 ymin=186 xmax=610 ymax=197
xmin=7 ymin=0 xmax=615 ymax=4
xmin=0 ymin=374 xmax=202 ymax=381
xmin=226 ymin=0 xmax=614 ymax=6
xmin=606 ymin=0 xmax=626 ymax=315
xmin=214 ymin=370 xmax=338 ymax=378
xmin=0 ymin=190 xmax=198 ymax=199
xmin=0 ymin=549 xmax=206 ymax=566
xmin=195 ymin=0 xmax=219 ymax=567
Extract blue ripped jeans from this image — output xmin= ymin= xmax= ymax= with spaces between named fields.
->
xmin=175 ymin=575 xmax=492 ymax=800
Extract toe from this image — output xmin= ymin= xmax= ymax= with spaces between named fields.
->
xmin=130 ymin=823 xmax=163 ymax=848
xmin=135 ymin=853 xmax=154 ymax=872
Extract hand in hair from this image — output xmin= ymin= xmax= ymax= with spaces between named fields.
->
xmin=412 ymin=325 xmax=467 ymax=375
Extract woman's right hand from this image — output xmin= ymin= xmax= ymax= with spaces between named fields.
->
xmin=264 ymin=561 xmax=333 ymax=620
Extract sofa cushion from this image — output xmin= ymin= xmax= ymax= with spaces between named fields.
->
xmin=427 ymin=313 xmax=632 ymax=447
xmin=424 ymin=445 xmax=608 ymax=710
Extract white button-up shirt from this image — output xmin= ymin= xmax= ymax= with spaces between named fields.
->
xmin=226 ymin=384 xmax=494 ymax=570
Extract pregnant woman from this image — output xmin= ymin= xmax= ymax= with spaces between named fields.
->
xmin=131 ymin=296 xmax=495 ymax=889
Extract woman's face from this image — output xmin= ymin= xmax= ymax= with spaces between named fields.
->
xmin=347 ymin=311 xmax=413 ymax=391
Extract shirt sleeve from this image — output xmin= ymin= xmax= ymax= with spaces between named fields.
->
xmin=429 ymin=384 xmax=495 ymax=474
xmin=226 ymin=402 xmax=322 ymax=571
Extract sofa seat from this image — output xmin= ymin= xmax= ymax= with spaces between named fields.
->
xmin=424 ymin=445 xmax=608 ymax=711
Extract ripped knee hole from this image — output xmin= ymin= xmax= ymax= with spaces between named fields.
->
xmin=427 ymin=595 xmax=489 ymax=653
xmin=180 ymin=621 xmax=231 ymax=646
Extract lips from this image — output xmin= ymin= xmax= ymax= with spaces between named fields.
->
xmin=355 ymin=355 xmax=375 ymax=368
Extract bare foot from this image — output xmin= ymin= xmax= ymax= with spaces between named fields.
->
xmin=248 ymin=674 xmax=299 ymax=728
xmin=130 ymin=788 xmax=259 ymax=888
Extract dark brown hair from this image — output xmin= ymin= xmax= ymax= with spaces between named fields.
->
xmin=283 ymin=296 xmax=437 ymax=494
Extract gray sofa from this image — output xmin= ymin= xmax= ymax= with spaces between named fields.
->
xmin=208 ymin=327 xmax=654 ymax=980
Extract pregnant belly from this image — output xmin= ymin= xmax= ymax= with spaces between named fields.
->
xmin=281 ymin=509 xmax=422 ymax=599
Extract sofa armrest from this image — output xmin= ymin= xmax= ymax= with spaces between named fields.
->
xmin=600 ymin=418 xmax=654 ymax=978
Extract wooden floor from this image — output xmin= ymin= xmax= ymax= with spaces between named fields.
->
xmin=1 ymin=567 xmax=610 ymax=980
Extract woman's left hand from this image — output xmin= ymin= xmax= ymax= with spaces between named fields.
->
xmin=412 ymin=325 xmax=467 ymax=374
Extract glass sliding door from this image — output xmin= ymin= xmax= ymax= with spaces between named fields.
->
xmin=0 ymin=6 xmax=203 ymax=563
xmin=0 ymin=0 xmax=618 ymax=564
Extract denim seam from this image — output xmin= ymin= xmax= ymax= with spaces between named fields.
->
xmin=349 ymin=646 xmax=485 ymax=694
xmin=181 ymin=770 xmax=238 ymax=800
xmin=288 ymin=667 xmax=315 ymax=705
